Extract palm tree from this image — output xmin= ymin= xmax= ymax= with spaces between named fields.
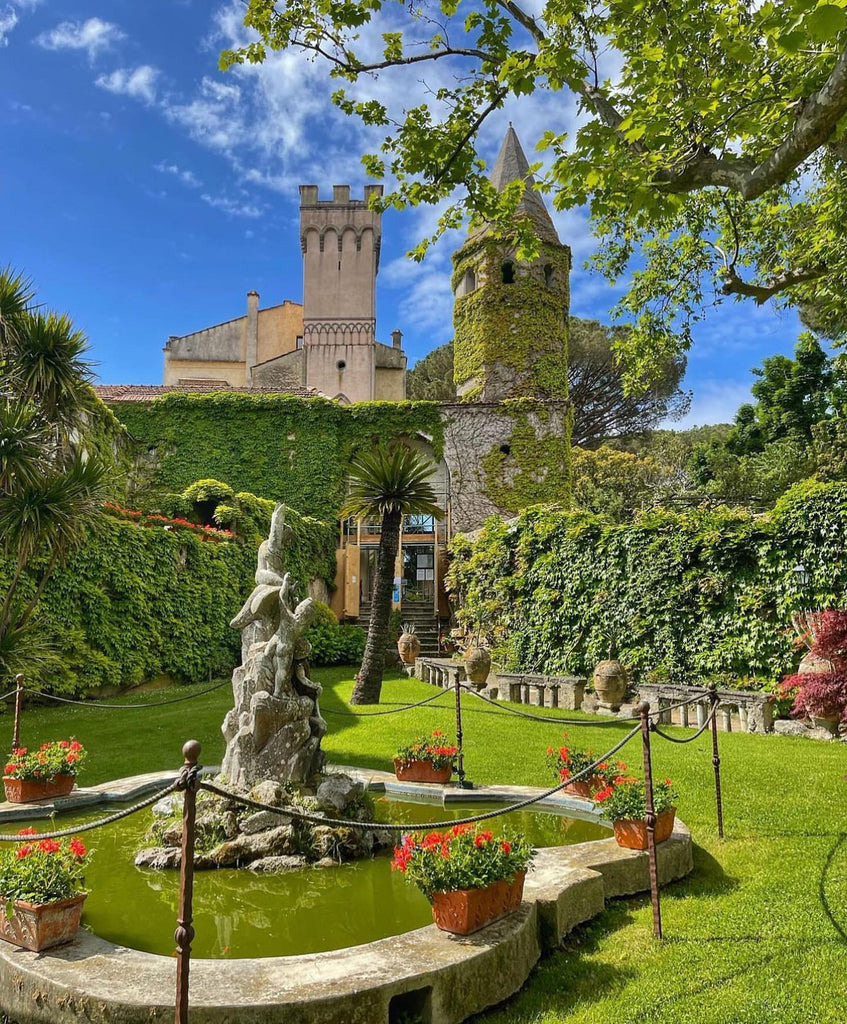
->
xmin=341 ymin=443 xmax=443 ymax=704
xmin=0 ymin=269 xmax=110 ymax=682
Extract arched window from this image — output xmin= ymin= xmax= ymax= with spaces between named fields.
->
xmin=463 ymin=268 xmax=476 ymax=294
xmin=544 ymin=264 xmax=554 ymax=289
xmin=501 ymin=260 xmax=515 ymax=284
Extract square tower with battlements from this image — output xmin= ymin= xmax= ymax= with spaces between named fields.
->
xmin=299 ymin=184 xmax=406 ymax=403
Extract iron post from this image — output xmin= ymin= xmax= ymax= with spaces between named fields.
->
xmin=11 ymin=674 xmax=23 ymax=752
xmin=174 ymin=740 xmax=201 ymax=1024
xmin=637 ymin=700 xmax=663 ymax=940
xmin=454 ymin=676 xmax=473 ymax=789
xmin=708 ymin=682 xmax=725 ymax=839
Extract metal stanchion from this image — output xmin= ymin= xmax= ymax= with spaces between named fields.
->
xmin=174 ymin=740 xmax=201 ymax=1024
xmin=708 ymin=682 xmax=725 ymax=839
xmin=454 ymin=676 xmax=473 ymax=789
xmin=11 ymin=674 xmax=23 ymax=751
xmin=637 ymin=700 xmax=663 ymax=940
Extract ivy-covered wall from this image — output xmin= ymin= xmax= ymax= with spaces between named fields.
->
xmin=113 ymin=394 xmax=445 ymax=516
xmin=446 ymin=480 xmax=847 ymax=687
xmin=1 ymin=506 xmax=337 ymax=695
xmin=451 ymin=236 xmax=570 ymax=402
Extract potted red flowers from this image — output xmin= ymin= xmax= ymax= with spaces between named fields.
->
xmin=0 ymin=829 xmax=88 ymax=951
xmin=594 ymin=777 xmax=678 ymax=850
xmin=393 ymin=731 xmax=459 ymax=783
xmin=3 ymin=740 xmax=87 ymax=804
xmin=545 ymin=736 xmax=628 ymax=798
xmin=391 ymin=823 xmax=535 ymax=934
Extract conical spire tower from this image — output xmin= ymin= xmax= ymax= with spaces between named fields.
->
xmin=451 ymin=124 xmax=571 ymax=402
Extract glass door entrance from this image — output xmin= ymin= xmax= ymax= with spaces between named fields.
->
xmin=402 ymin=545 xmax=435 ymax=605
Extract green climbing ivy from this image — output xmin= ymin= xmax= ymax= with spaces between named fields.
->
xmin=112 ymin=394 xmax=444 ymax=515
xmin=447 ymin=480 xmax=847 ymax=687
xmin=452 ymin=237 xmax=570 ymax=400
xmin=480 ymin=400 xmax=572 ymax=513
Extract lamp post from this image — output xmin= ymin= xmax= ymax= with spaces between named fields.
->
xmin=793 ymin=562 xmax=811 ymax=589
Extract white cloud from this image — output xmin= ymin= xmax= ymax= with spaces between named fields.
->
xmin=36 ymin=17 xmax=125 ymax=60
xmin=670 ymin=380 xmax=752 ymax=428
xmin=95 ymin=65 xmax=160 ymax=105
xmin=155 ymin=161 xmax=201 ymax=188
xmin=0 ymin=9 xmax=18 ymax=46
xmin=200 ymin=193 xmax=263 ymax=218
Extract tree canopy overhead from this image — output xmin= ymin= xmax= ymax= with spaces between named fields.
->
xmin=223 ymin=1 xmax=847 ymax=389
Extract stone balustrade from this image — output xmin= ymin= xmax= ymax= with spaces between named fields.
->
xmin=494 ymin=673 xmax=586 ymax=711
xmin=415 ymin=657 xmax=468 ymax=690
xmin=638 ymin=683 xmax=775 ymax=734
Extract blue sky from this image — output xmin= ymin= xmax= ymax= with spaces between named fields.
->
xmin=1 ymin=0 xmax=805 ymax=425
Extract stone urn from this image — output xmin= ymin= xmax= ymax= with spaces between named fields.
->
xmin=397 ymin=626 xmax=421 ymax=665
xmin=464 ymin=646 xmax=491 ymax=686
xmin=592 ymin=657 xmax=627 ymax=711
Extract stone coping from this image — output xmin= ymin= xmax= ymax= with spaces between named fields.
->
xmin=0 ymin=767 xmax=694 ymax=1024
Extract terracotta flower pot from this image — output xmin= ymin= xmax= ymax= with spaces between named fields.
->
xmin=393 ymin=759 xmax=453 ymax=783
xmin=562 ymin=776 xmax=604 ymax=799
xmin=0 ymin=893 xmax=86 ymax=951
xmin=612 ymin=808 xmax=676 ymax=850
xmin=397 ymin=633 xmax=421 ymax=665
xmin=464 ymin=647 xmax=491 ymax=685
xmin=3 ymin=775 xmax=75 ymax=804
xmin=431 ymin=871 xmax=526 ymax=935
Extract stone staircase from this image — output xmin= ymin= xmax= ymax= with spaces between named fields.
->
xmin=357 ymin=602 xmax=441 ymax=657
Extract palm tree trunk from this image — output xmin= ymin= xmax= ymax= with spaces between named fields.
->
xmin=351 ymin=508 xmax=401 ymax=704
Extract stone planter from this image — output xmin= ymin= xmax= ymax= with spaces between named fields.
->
xmin=3 ymin=775 xmax=75 ymax=804
xmin=0 ymin=893 xmax=86 ymax=951
xmin=464 ymin=647 xmax=491 ymax=686
xmin=592 ymin=659 xmax=627 ymax=711
xmin=397 ymin=633 xmax=421 ymax=665
xmin=431 ymin=872 xmax=526 ymax=935
xmin=612 ymin=809 xmax=676 ymax=851
xmin=393 ymin=759 xmax=453 ymax=784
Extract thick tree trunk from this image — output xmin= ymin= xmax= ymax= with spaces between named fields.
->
xmin=350 ymin=509 xmax=401 ymax=705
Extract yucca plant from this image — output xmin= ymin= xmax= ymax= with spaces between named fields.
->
xmin=0 ymin=268 xmax=111 ymax=683
xmin=340 ymin=443 xmax=442 ymax=704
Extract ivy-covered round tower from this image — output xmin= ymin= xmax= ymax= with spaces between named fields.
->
xmin=452 ymin=125 xmax=571 ymax=401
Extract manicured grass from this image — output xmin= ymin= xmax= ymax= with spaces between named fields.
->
xmin=2 ymin=669 xmax=845 ymax=1023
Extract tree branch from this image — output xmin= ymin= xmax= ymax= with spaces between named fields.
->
xmin=655 ymin=46 xmax=847 ymax=199
xmin=721 ymin=265 xmax=828 ymax=304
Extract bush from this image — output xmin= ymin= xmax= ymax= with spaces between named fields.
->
xmin=305 ymin=604 xmax=366 ymax=666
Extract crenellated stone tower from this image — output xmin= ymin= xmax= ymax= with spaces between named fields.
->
xmin=451 ymin=125 xmax=571 ymax=402
xmin=299 ymin=184 xmax=405 ymax=403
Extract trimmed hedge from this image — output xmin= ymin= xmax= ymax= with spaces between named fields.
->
xmin=446 ymin=480 xmax=847 ymax=686
xmin=2 ymin=506 xmax=337 ymax=695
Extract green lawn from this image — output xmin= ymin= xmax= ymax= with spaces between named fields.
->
xmin=2 ymin=668 xmax=845 ymax=1024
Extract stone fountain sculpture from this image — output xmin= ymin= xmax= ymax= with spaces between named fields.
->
xmin=221 ymin=505 xmax=327 ymax=787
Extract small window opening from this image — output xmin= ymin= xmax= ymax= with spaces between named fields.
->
xmin=501 ymin=260 xmax=515 ymax=284
xmin=500 ymin=443 xmax=511 ymax=456
xmin=336 ymin=359 xmax=346 ymax=371
xmin=463 ymin=268 xmax=476 ymax=294
xmin=544 ymin=263 xmax=554 ymax=289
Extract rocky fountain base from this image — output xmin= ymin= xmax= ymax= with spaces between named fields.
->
xmin=135 ymin=771 xmax=393 ymax=872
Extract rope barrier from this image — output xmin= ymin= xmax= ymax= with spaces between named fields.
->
xmin=0 ymin=687 xmax=19 ymax=703
xmin=199 ymin=723 xmax=641 ymax=833
xmin=0 ymin=778 xmax=180 ymax=843
xmin=20 ymin=677 xmax=230 ymax=710
xmin=322 ymin=688 xmax=453 ymax=717
xmin=652 ymin=702 xmax=719 ymax=743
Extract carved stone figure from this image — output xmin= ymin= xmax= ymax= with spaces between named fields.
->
xmin=222 ymin=506 xmax=326 ymax=787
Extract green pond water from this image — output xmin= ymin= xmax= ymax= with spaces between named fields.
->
xmin=6 ymin=796 xmax=606 ymax=959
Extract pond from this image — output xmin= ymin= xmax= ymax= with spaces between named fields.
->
xmin=6 ymin=795 xmax=607 ymax=959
